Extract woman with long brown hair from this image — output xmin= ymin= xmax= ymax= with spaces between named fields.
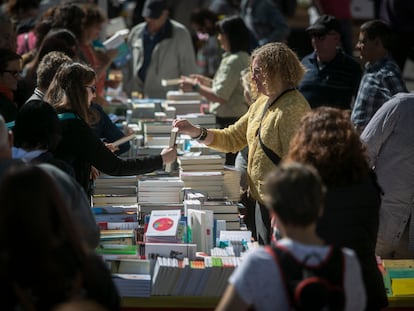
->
xmin=45 ymin=62 xmax=176 ymax=196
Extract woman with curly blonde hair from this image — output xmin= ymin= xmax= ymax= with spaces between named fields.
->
xmin=174 ymin=42 xmax=311 ymax=244
xmin=285 ymin=107 xmax=388 ymax=310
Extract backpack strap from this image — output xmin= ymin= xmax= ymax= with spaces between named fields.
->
xmin=266 ymin=243 xmax=345 ymax=310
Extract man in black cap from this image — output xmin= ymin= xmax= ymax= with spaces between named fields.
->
xmin=123 ymin=0 xmax=197 ymax=99
xmin=298 ymin=14 xmax=362 ymax=110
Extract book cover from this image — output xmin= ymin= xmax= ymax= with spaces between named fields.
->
xmin=145 ymin=209 xmax=181 ymax=237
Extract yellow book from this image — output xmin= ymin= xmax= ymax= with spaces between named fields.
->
xmin=391 ymin=278 xmax=414 ymax=296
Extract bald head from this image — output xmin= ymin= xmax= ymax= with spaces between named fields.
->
xmin=0 ymin=115 xmax=12 ymax=159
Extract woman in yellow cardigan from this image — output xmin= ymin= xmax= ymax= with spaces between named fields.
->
xmin=173 ymin=42 xmax=310 ymax=244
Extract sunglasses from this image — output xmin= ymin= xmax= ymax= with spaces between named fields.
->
xmin=3 ymin=70 xmax=21 ymax=78
xmin=85 ymin=85 xmax=96 ymax=93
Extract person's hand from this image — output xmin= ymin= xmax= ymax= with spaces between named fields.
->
xmin=179 ymin=75 xmax=198 ymax=93
xmin=172 ymin=119 xmax=201 ymax=138
xmin=160 ymin=147 xmax=177 ymax=164
xmin=189 ymin=74 xmax=211 ymax=86
xmin=104 ymin=142 xmax=119 ymax=153
xmin=90 ymin=166 xmax=100 ymax=180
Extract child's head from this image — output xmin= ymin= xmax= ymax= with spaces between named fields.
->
xmin=264 ymin=162 xmax=326 ymax=227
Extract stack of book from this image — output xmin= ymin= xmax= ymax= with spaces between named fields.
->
xmin=176 ymin=113 xmax=216 ymax=128
xmin=381 ymin=259 xmax=414 ymax=297
xmin=138 ymin=177 xmax=184 ymax=204
xmin=223 ymin=166 xmax=242 ymax=202
xmin=106 ymin=258 xmax=152 ymax=297
xmin=178 ymin=154 xmax=225 ymax=199
xmin=164 ymin=91 xmax=204 ymax=115
xmin=143 ymin=121 xmax=173 ymax=148
xmin=93 ymin=205 xmax=139 ymax=230
xmin=93 ymin=175 xmax=138 ymax=206
xmin=151 ymin=255 xmax=241 ymax=296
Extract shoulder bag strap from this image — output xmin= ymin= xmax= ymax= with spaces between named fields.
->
xmin=257 ymin=88 xmax=295 ymax=165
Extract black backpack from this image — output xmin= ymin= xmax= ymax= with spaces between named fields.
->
xmin=266 ymin=244 xmax=345 ymax=311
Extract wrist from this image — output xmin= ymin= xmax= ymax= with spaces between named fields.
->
xmin=192 ymin=82 xmax=200 ymax=92
xmin=192 ymin=127 xmax=208 ymax=141
xmin=191 ymin=126 xmax=203 ymax=139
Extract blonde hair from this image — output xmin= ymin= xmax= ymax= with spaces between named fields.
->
xmin=251 ymin=42 xmax=306 ymax=95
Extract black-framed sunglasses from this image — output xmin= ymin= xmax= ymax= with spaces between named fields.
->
xmin=3 ymin=70 xmax=21 ymax=78
xmin=85 ymin=85 xmax=96 ymax=94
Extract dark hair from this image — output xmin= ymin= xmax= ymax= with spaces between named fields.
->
xmin=265 ymin=162 xmax=325 ymax=226
xmin=13 ymin=99 xmax=61 ymax=151
xmin=45 ymin=62 xmax=97 ymax=125
xmin=6 ymin=0 xmax=40 ymax=17
xmin=25 ymin=29 xmax=78 ymax=83
xmin=35 ymin=3 xmax=85 ymax=46
xmin=0 ymin=165 xmax=88 ymax=309
xmin=0 ymin=48 xmax=22 ymax=73
xmin=360 ymin=19 xmax=392 ymax=50
xmin=37 ymin=51 xmax=73 ymax=91
xmin=190 ymin=8 xmax=218 ymax=35
xmin=286 ymin=107 xmax=371 ymax=186
xmin=217 ymin=15 xmax=250 ymax=53
xmin=81 ymin=3 xmax=106 ymax=29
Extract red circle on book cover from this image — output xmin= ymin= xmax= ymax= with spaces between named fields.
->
xmin=153 ymin=217 xmax=174 ymax=231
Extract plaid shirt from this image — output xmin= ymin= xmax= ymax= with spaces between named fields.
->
xmin=351 ymin=56 xmax=408 ymax=130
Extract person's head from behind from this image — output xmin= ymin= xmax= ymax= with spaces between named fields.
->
xmin=36 ymin=28 xmax=78 ymax=63
xmin=216 ymin=15 xmax=250 ymax=54
xmin=0 ymin=114 xmax=13 ymax=159
xmin=0 ymin=15 xmax=17 ymax=51
xmin=81 ymin=3 xmax=106 ymax=44
xmin=13 ymin=100 xmax=61 ymax=152
xmin=306 ymin=15 xmax=341 ymax=62
xmin=45 ymin=62 xmax=96 ymax=125
xmin=190 ymin=8 xmax=218 ymax=36
xmin=142 ymin=0 xmax=169 ymax=34
xmin=0 ymin=48 xmax=22 ymax=91
xmin=37 ymin=51 xmax=73 ymax=93
xmin=50 ymin=3 xmax=85 ymax=41
xmin=250 ymin=42 xmax=305 ymax=96
xmin=356 ymin=19 xmax=392 ymax=64
xmin=286 ymin=107 xmax=370 ymax=186
xmin=264 ymin=162 xmax=325 ymax=230
xmin=0 ymin=165 xmax=87 ymax=289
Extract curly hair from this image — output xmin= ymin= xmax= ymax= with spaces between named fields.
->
xmin=45 ymin=62 xmax=97 ymax=125
xmin=285 ymin=107 xmax=371 ymax=186
xmin=251 ymin=42 xmax=305 ymax=95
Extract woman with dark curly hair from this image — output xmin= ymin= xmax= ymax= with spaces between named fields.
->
xmin=285 ymin=107 xmax=388 ymax=311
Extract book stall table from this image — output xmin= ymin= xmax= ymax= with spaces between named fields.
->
xmin=120 ymin=296 xmax=414 ymax=311
xmin=121 ymin=296 xmax=219 ymax=311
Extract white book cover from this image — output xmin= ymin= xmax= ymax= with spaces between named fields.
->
xmin=145 ymin=209 xmax=181 ymax=237
xmin=187 ymin=209 xmax=214 ymax=254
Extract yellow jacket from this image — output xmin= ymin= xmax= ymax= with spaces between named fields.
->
xmin=209 ymin=90 xmax=310 ymax=203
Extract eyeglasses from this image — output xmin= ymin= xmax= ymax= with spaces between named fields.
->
xmin=309 ymin=32 xmax=335 ymax=40
xmin=85 ymin=85 xmax=96 ymax=94
xmin=3 ymin=70 xmax=21 ymax=78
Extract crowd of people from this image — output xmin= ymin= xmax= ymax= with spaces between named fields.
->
xmin=0 ymin=0 xmax=413 ymax=310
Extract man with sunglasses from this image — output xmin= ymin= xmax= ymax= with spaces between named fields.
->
xmin=298 ymin=15 xmax=362 ymax=110
xmin=0 ymin=48 xmax=21 ymax=123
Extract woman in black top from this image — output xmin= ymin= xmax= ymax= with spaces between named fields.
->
xmin=44 ymin=62 xmax=176 ymax=195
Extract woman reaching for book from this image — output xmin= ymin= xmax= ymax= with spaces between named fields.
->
xmin=174 ymin=42 xmax=311 ymax=245
xmin=45 ymin=62 xmax=176 ymax=197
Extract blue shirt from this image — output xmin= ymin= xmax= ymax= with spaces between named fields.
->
xmin=299 ymin=50 xmax=362 ymax=109
xmin=351 ymin=56 xmax=408 ymax=130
